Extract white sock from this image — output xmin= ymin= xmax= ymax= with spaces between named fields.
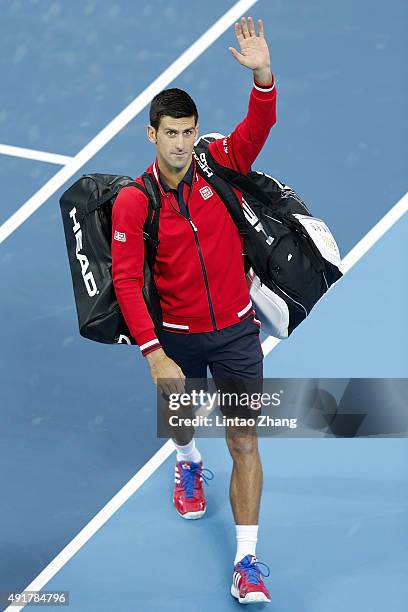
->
xmin=174 ymin=438 xmax=202 ymax=463
xmin=234 ymin=525 xmax=258 ymax=565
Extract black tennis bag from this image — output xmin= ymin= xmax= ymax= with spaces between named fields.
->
xmin=194 ymin=135 xmax=343 ymax=338
xmin=59 ymin=173 xmax=162 ymax=345
xmin=60 ymin=143 xmax=342 ymax=344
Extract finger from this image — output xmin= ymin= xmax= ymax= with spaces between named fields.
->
xmin=159 ymin=377 xmax=169 ymax=395
xmin=258 ymin=18 xmax=265 ymax=38
xmin=168 ymin=360 xmax=185 ymax=382
xmin=229 ymin=47 xmax=245 ymax=64
xmin=247 ymin=16 xmax=256 ymax=37
xmin=166 ymin=379 xmax=178 ymax=397
xmin=166 ymin=370 xmax=182 ymax=395
xmin=234 ymin=21 xmax=244 ymax=43
xmin=168 ymin=381 xmax=178 ymax=397
xmin=175 ymin=367 xmax=185 ymax=389
xmin=158 ymin=381 xmax=168 ymax=398
xmin=175 ymin=381 xmax=186 ymax=399
xmin=175 ymin=378 xmax=185 ymax=397
xmin=241 ymin=16 xmax=250 ymax=38
xmin=159 ymin=375 xmax=170 ymax=394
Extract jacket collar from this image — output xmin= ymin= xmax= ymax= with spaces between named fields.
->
xmin=151 ymin=157 xmax=198 ymax=194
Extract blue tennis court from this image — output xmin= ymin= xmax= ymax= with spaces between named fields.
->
xmin=1 ymin=1 xmax=407 ymax=610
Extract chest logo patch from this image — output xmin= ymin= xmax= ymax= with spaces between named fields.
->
xmin=114 ymin=230 xmax=126 ymax=242
xmin=199 ymin=186 xmax=213 ymax=201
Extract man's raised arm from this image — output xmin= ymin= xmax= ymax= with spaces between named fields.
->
xmin=209 ymin=16 xmax=277 ymax=174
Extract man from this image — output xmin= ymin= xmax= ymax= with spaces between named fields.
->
xmin=112 ymin=16 xmax=276 ymax=604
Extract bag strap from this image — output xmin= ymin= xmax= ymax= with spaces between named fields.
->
xmin=205 ymin=149 xmax=275 ymax=209
xmin=75 ymin=175 xmax=162 ymax=270
xmin=200 ymin=147 xmax=325 ymax=273
xmin=193 ymin=151 xmax=248 ymax=237
xmin=107 ymin=176 xmax=161 ymax=268
xmin=99 ymin=177 xmax=162 ymax=270
xmin=140 ymin=173 xmax=162 ymax=269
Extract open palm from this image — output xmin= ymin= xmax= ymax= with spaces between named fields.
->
xmin=229 ymin=17 xmax=270 ymax=70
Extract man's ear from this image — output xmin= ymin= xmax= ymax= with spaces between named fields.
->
xmin=147 ymin=125 xmax=157 ymax=144
xmin=193 ymin=123 xmax=200 ymax=146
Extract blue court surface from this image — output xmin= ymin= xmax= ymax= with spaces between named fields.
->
xmin=0 ymin=1 xmax=407 ymax=611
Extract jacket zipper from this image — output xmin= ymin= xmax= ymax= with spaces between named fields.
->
xmin=186 ymin=215 xmax=218 ymax=330
xmin=161 ymin=179 xmax=218 ymax=331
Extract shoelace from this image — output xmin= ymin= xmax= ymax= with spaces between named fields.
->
xmin=239 ymin=557 xmax=270 ymax=585
xmin=179 ymin=463 xmax=214 ymax=498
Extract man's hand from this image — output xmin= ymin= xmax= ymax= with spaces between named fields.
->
xmin=229 ymin=16 xmax=272 ymax=84
xmin=146 ymin=347 xmax=186 ymax=397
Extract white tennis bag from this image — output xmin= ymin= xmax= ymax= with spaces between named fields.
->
xmin=246 ymin=215 xmax=342 ymax=339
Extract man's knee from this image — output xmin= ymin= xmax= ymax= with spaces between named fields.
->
xmin=226 ymin=425 xmax=259 ymax=458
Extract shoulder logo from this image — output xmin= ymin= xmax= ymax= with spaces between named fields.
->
xmin=114 ymin=230 xmax=126 ymax=242
xmin=199 ymin=186 xmax=213 ymax=201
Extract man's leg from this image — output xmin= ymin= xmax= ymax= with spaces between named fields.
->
xmin=208 ymin=314 xmax=264 ymax=558
xmin=223 ymin=404 xmax=270 ymax=603
xmin=161 ymin=397 xmax=196 ymax=446
xmin=226 ymin=421 xmax=262 ymax=566
xmin=222 ymin=396 xmax=270 ymax=604
xmin=157 ymin=329 xmax=207 ymax=455
xmin=225 ymin=422 xmax=262 ymax=526
xmin=157 ymin=329 xmax=210 ymax=518
xmin=161 ymin=397 xmax=202 ymax=463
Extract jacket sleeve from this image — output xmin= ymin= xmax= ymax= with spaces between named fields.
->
xmin=111 ymin=186 xmax=162 ymax=357
xmin=208 ymin=75 xmax=277 ymax=174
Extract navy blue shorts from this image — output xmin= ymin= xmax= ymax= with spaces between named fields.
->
xmin=157 ymin=313 xmax=264 ymax=417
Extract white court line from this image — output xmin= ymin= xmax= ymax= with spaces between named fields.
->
xmin=0 ymin=144 xmax=73 ymax=166
xmin=340 ymin=192 xmax=408 ymax=274
xmin=0 ymin=0 xmax=258 ymax=246
xmin=7 ymin=192 xmax=407 ymax=611
xmin=3 ymin=441 xmax=175 ymax=612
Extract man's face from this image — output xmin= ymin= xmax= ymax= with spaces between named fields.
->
xmin=147 ymin=115 xmax=198 ymax=172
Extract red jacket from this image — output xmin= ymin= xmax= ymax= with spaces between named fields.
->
xmin=112 ymin=77 xmax=277 ymax=356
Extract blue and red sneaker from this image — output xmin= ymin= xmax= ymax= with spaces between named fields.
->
xmin=173 ymin=460 xmax=214 ymax=519
xmin=231 ymin=554 xmax=271 ymax=604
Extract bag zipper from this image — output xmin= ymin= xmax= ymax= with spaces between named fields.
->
xmin=265 ymin=254 xmax=309 ymax=316
xmin=275 ymin=283 xmax=308 ymax=316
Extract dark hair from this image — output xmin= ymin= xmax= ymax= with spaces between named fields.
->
xmin=149 ymin=88 xmax=198 ymax=130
